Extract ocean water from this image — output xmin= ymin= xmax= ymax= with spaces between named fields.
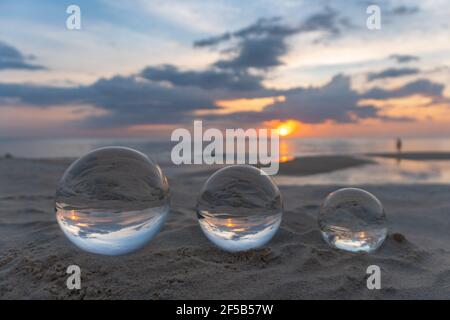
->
xmin=2 ymin=137 xmax=450 ymax=159
xmin=0 ymin=137 xmax=172 ymax=163
xmin=2 ymin=137 xmax=450 ymax=184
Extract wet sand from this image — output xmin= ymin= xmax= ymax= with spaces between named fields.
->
xmin=1 ymin=157 xmax=450 ymax=299
xmin=279 ymin=155 xmax=374 ymax=176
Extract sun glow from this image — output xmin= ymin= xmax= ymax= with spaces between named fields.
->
xmin=278 ymin=126 xmax=289 ymax=136
xmin=69 ymin=210 xmax=79 ymax=221
xmin=226 ymin=218 xmax=235 ymax=228
xmin=274 ymin=120 xmax=300 ymax=137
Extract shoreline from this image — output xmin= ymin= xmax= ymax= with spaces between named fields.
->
xmin=4 ymin=151 xmax=450 ymax=179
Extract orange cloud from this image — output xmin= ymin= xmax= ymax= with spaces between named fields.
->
xmin=360 ymin=95 xmax=450 ymax=121
xmin=196 ymin=95 xmax=285 ymax=115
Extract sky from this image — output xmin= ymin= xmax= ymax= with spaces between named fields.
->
xmin=0 ymin=0 xmax=449 ymax=138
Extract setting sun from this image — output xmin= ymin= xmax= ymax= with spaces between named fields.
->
xmin=274 ymin=120 xmax=300 ymax=137
xmin=226 ymin=218 xmax=235 ymax=228
xmin=278 ymin=126 xmax=289 ymax=136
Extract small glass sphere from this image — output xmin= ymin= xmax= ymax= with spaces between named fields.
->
xmin=55 ymin=147 xmax=169 ymax=255
xmin=197 ymin=165 xmax=283 ymax=252
xmin=318 ymin=188 xmax=387 ymax=253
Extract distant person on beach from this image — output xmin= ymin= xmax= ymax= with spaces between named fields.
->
xmin=396 ymin=138 xmax=402 ymax=158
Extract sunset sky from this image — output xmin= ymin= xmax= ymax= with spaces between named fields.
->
xmin=0 ymin=0 xmax=449 ymax=138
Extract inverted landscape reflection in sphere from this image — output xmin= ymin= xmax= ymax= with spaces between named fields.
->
xmin=197 ymin=165 xmax=283 ymax=252
xmin=55 ymin=147 xmax=170 ymax=255
xmin=318 ymin=188 xmax=387 ymax=253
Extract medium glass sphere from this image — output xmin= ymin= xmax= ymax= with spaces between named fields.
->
xmin=197 ymin=165 xmax=283 ymax=252
xmin=318 ymin=187 xmax=387 ymax=253
xmin=55 ymin=147 xmax=169 ymax=255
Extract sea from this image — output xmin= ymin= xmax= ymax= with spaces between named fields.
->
xmin=1 ymin=137 xmax=450 ymax=185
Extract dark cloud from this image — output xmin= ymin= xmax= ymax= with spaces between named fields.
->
xmin=140 ymin=9 xmax=352 ymax=94
xmin=389 ymin=54 xmax=420 ymax=63
xmin=363 ymin=79 xmax=445 ymax=100
xmin=0 ymin=83 xmax=87 ymax=106
xmin=243 ymin=75 xmax=383 ymax=123
xmin=84 ymin=76 xmax=216 ymax=126
xmin=194 ymin=17 xmax=291 ymax=48
xmin=205 ymin=75 xmax=449 ymax=125
xmin=140 ymin=64 xmax=263 ymax=91
xmin=391 ymin=5 xmax=420 ymax=16
xmin=0 ymin=76 xmax=217 ymax=126
xmin=195 ymin=7 xmax=347 ymax=48
xmin=195 ymin=7 xmax=350 ymax=72
xmin=0 ymin=41 xmax=45 ymax=71
xmin=205 ymin=75 xmax=409 ymax=124
xmin=298 ymin=6 xmax=351 ymax=35
xmin=368 ymin=67 xmax=420 ymax=81
xmin=1 ymin=72 xmax=445 ymax=127
xmin=214 ymin=35 xmax=288 ymax=71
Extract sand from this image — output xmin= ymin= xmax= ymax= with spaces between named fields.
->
xmin=278 ymin=155 xmax=374 ymax=176
xmin=1 ymin=156 xmax=450 ymax=299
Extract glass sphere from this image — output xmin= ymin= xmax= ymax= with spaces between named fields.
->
xmin=318 ymin=188 xmax=387 ymax=253
xmin=55 ymin=147 xmax=169 ymax=255
xmin=197 ymin=165 xmax=283 ymax=252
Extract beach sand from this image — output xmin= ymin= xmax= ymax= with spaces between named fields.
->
xmin=1 ymin=156 xmax=450 ymax=299
xmin=278 ymin=155 xmax=375 ymax=176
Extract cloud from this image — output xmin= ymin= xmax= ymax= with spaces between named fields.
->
xmin=368 ymin=67 xmax=420 ymax=81
xmin=198 ymin=17 xmax=298 ymax=72
xmin=206 ymin=75 xmax=449 ymax=125
xmin=0 ymin=75 xmax=217 ymax=126
xmin=214 ymin=35 xmax=289 ymax=71
xmin=2 ymin=71 xmax=445 ymax=128
xmin=195 ymin=7 xmax=350 ymax=72
xmin=139 ymin=9 xmax=353 ymax=94
xmin=205 ymin=75 xmax=411 ymax=124
xmin=216 ymin=75 xmax=381 ymax=123
xmin=0 ymin=83 xmax=87 ymax=106
xmin=84 ymin=76 xmax=216 ymax=126
xmin=195 ymin=7 xmax=348 ymax=48
xmin=389 ymin=54 xmax=420 ymax=63
xmin=299 ymin=6 xmax=351 ymax=36
xmin=391 ymin=5 xmax=420 ymax=16
xmin=140 ymin=64 xmax=263 ymax=91
xmin=0 ymin=41 xmax=45 ymax=71
xmin=363 ymin=79 xmax=445 ymax=100
xmin=194 ymin=17 xmax=293 ymax=48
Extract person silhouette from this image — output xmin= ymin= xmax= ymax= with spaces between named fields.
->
xmin=396 ymin=137 xmax=402 ymax=154
xmin=395 ymin=138 xmax=403 ymax=164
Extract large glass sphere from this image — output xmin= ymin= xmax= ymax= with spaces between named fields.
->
xmin=318 ymin=188 xmax=387 ymax=253
xmin=55 ymin=147 xmax=169 ymax=255
xmin=197 ymin=165 xmax=283 ymax=252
